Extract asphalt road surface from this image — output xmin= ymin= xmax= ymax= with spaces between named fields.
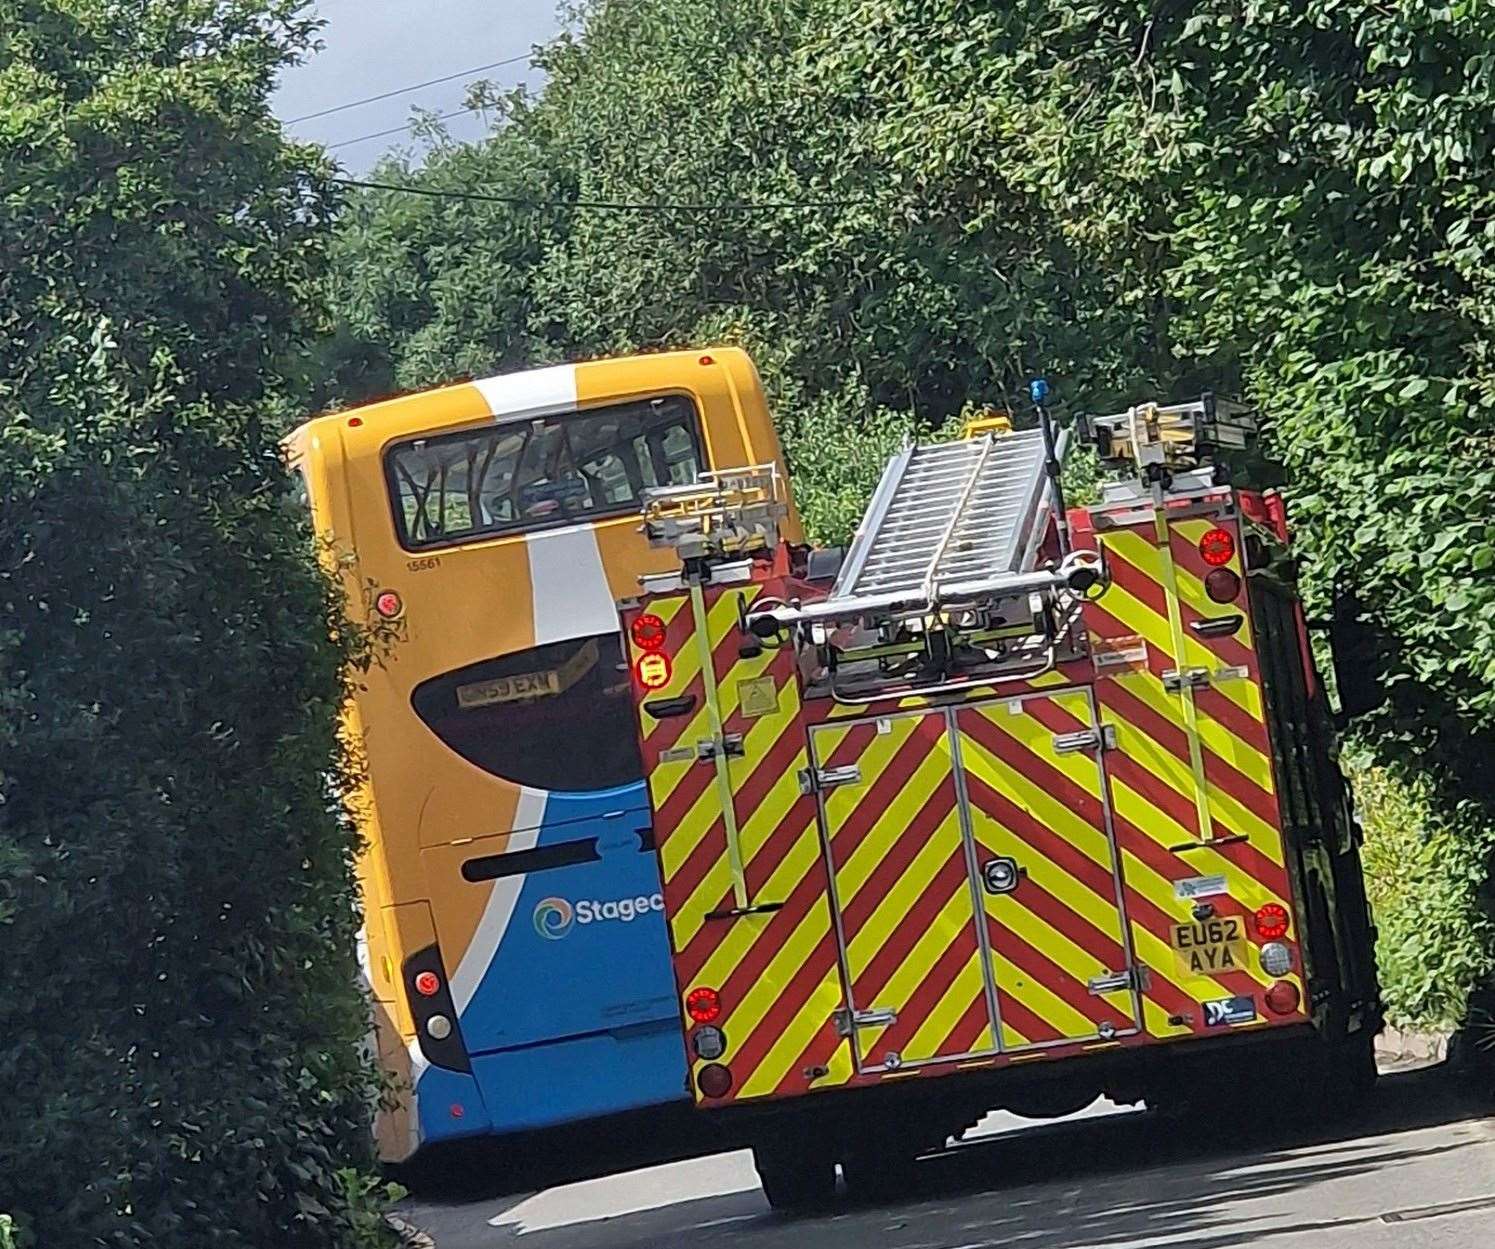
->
xmin=400 ymin=1060 xmax=1495 ymax=1249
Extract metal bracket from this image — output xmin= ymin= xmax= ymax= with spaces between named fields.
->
xmin=1161 ymin=667 xmax=1212 ymax=693
xmin=1087 ymin=965 xmax=1151 ymax=995
xmin=695 ymin=734 xmax=744 ymax=761
xmin=1051 ymin=725 xmax=1117 ymax=754
xmin=798 ymin=763 xmax=862 ymax=795
xmin=833 ymin=1006 xmax=898 ymax=1037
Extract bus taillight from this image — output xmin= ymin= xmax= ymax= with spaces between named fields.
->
xmin=414 ymin=970 xmax=441 ymax=997
xmin=375 ymin=589 xmax=404 ymax=619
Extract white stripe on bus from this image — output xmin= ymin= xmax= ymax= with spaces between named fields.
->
xmin=527 ymin=524 xmax=619 ymax=645
xmin=449 ymin=785 xmax=548 ymax=1014
xmin=472 ymin=364 xmax=578 ymax=422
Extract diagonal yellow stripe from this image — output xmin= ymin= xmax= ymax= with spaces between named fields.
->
xmin=850 ymin=870 xmax=978 ymax=1064
xmin=905 ymin=949 xmax=994 ymax=1060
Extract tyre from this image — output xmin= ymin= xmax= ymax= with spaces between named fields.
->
xmin=753 ymin=1141 xmax=836 ymax=1213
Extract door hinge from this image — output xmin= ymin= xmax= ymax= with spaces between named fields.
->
xmin=1161 ymin=667 xmax=1212 ymax=692
xmin=1052 ymin=725 xmax=1117 ymax=754
xmin=833 ymin=1006 xmax=898 ymax=1037
xmin=659 ymin=734 xmax=744 ymax=766
xmin=798 ymin=763 xmax=862 ymax=795
xmin=1087 ymin=965 xmax=1150 ymax=995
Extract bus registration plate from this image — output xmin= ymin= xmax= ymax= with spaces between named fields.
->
xmin=1169 ymin=915 xmax=1248 ymax=978
xmin=457 ymin=671 xmax=560 ymax=708
xmin=455 ymin=639 xmax=600 ymax=709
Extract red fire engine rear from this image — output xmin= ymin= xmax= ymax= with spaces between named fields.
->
xmin=620 ymin=395 xmax=1380 ymax=1208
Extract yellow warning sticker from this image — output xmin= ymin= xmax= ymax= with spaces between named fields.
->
xmin=737 ymin=675 xmax=780 ymax=718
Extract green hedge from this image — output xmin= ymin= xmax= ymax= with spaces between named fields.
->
xmin=1 ymin=3 xmax=390 ymax=1244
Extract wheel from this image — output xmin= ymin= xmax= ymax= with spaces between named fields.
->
xmin=753 ymin=1141 xmax=836 ymax=1213
xmin=840 ymin=1134 xmax=921 ymax=1205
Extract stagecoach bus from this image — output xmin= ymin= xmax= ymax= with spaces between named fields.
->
xmin=284 ymin=348 xmax=801 ymax=1163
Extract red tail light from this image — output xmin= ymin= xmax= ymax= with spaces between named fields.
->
xmin=1254 ymin=903 xmax=1289 ymax=940
xmin=1198 ymin=527 xmax=1236 ymax=567
xmin=697 ymin=1062 xmax=733 ymax=1097
xmin=630 ymin=613 xmax=668 ymax=650
xmin=1265 ymin=980 xmax=1301 ymax=1015
xmin=1205 ymin=568 xmax=1241 ymax=603
xmin=413 ymin=970 xmax=441 ymax=997
xmin=686 ymin=986 xmax=722 ymax=1023
xmin=636 ymin=651 xmax=672 ymax=690
xmin=375 ymin=590 xmax=404 ymax=619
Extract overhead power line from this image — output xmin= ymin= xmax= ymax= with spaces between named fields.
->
xmin=327 ymin=104 xmax=492 ymax=151
xmin=331 ymin=177 xmax=864 ymax=214
xmin=287 ymin=53 xmax=533 ymax=124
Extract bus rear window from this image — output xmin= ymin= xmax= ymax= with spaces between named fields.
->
xmin=386 ymin=394 xmax=703 ymax=549
xmin=410 ymin=635 xmax=641 ymax=792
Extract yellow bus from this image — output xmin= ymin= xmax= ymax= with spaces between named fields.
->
xmin=285 ymin=348 xmax=801 ymax=1163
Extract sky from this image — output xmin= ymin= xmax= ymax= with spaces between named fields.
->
xmin=273 ymin=1 xmax=566 ymax=173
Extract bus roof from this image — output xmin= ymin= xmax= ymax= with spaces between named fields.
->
xmin=284 ymin=347 xmax=764 ymax=454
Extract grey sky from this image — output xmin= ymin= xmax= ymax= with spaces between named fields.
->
xmin=273 ymin=1 xmax=565 ymax=172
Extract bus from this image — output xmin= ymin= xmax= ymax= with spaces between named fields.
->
xmin=284 ymin=348 xmax=801 ymax=1164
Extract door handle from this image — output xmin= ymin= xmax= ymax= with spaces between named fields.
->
xmin=981 ymin=857 xmax=1025 ymax=895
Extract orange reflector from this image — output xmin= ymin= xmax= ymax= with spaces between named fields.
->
xmin=1265 ymin=980 xmax=1301 ymax=1015
xmin=686 ymin=986 xmax=721 ymax=1023
xmin=630 ymin=612 xmax=668 ymax=651
xmin=1198 ymin=527 xmax=1236 ymax=566
xmin=636 ymin=651 xmax=672 ymax=690
xmin=1254 ymin=903 xmax=1289 ymax=940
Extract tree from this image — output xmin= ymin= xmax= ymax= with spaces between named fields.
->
xmin=0 ymin=2 xmax=388 ymax=1244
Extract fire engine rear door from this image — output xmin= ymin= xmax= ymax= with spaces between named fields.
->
xmin=954 ymin=689 xmax=1142 ymax=1049
xmin=808 ymin=710 xmax=998 ymax=1074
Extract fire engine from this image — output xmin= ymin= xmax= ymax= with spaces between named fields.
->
xmin=619 ymin=387 xmax=1380 ymax=1209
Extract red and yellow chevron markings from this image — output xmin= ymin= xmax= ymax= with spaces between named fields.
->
xmin=630 ymin=504 xmax=1307 ymax=1111
xmin=628 ymin=581 xmax=854 ymax=1103
xmin=955 ymin=692 xmax=1140 ymax=1049
xmin=811 ymin=713 xmax=995 ymax=1072
xmin=1080 ymin=512 xmax=1305 ymax=1035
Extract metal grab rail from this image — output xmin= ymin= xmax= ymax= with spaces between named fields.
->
xmin=745 ymin=548 xmax=1106 ymax=632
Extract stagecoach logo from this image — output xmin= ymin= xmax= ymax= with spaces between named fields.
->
xmin=532 ymin=897 xmax=575 ymax=940
xmin=531 ymin=893 xmax=665 ymax=939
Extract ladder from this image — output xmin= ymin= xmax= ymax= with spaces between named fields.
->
xmin=830 ymin=428 xmax=1056 ymax=610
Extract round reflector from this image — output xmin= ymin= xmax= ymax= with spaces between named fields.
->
xmin=1204 ymin=567 xmax=1241 ymax=603
xmin=636 ymin=651 xmax=672 ymax=690
xmin=1260 ymin=941 xmax=1293 ymax=977
xmin=1264 ymin=980 xmax=1301 ymax=1016
xmin=630 ymin=613 xmax=668 ymax=651
xmin=374 ymin=590 xmax=403 ymax=619
xmin=1254 ymin=903 xmax=1290 ymax=940
xmin=425 ymin=1013 xmax=452 ymax=1039
xmin=1198 ymin=527 xmax=1236 ymax=567
xmin=413 ymin=970 xmax=441 ymax=997
xmin=685 ymin=986 xmax=722 ymax=1023
xmin=696 ymin=1062 xmax=733 ymax=1098
xmin=691 ymin=1025 xmax=727 ymax=1061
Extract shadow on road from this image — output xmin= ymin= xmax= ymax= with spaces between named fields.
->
xmin=404 ymin=1062 xmax=1493 ymax=1249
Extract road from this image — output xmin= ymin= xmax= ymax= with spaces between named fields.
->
xmin=399 ymin=1061 xmax=1495 ymax=1249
